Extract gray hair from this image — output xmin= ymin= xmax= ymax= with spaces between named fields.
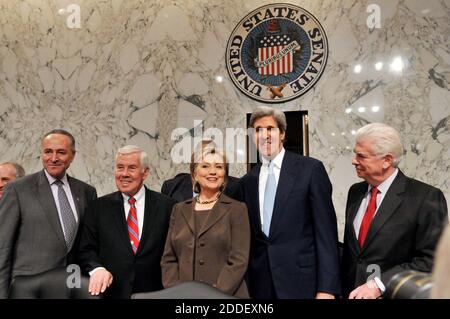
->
xmin=0 ymin=162 xmax=25 ymax=178
xmin=43 ymin=129 xmax=76 ymax=152
xmin=355 ymin=123 xmax=403 ymax=166
xmin=249 ymin=106 xmax=287 ymax=133
xmin=115 ymin=145 xmax=149 ymax=171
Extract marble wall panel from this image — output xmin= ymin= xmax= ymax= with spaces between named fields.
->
xmin=0 ymin=0 xmax=449 ymax=238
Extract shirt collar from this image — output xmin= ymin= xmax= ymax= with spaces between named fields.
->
xmin=45 ymin=169 xmax=69 ymax=186
xmin=367 ymin=168 xmax=399 ymax=195
xmin=122 ymin=184 xmax=146 ymax=202
xmin=261 ymin=147 xmax=285 ymax=170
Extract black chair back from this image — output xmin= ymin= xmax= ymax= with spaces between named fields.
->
xmin=385 ymin=270 xmax=433 ymax=299
xmin=131 ymin=281 xmax=237 ymax=299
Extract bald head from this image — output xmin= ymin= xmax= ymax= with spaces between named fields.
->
xmin=0 ymin=162 xmax=25 ymax=199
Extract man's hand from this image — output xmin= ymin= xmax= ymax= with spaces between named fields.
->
xmin=89 ymin=269 xmax=113 ymax=296
xmin=315 ymin=292 xmax=335 ymax=299
xmin=349 ymin=280 xmax=382 ymax=299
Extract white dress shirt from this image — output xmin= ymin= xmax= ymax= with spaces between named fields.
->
xmin=258 ymin=148 xmax=285 ymax=228
xmin=352 ymin=168 xmax=399 ymax=292
xmin=353 ymin=168 xmax=399 ymax=236
xmin=45 ymin=170 xmax=79 ymax=241
xmin=122 ymin=185 xmax=146 ymax=237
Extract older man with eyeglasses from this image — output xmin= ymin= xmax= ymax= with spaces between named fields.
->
xmin=342 ymin=123 xmax=448 ymax=299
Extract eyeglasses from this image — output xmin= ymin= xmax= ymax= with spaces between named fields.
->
xmin=354 ymin=152 xmax=386 ymax=161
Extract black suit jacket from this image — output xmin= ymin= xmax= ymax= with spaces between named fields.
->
xmin=78 ymin=187 xmax=176 ymax=298
xmin=239 ymin=150 xmax=341 ymax=298
xmin=161 ymin=173 xmax=240 ymax=202
xmin=342 ymin=170 xmax=448 ymax=296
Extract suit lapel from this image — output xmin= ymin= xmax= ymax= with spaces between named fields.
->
xmin=36 ymin=170 xmax=67 ymax=251
xmin=136 ymin=188 xmax=159 ymax=254
xmin=361 ymin=171 xmax=406 ymax=252
xmin=347 ymin=183 xmax=367 ymax=254
xmin=180 ymin=199 xmax=196 ymax=235
xmin=198 ymin=196 xmax=231 ymax=238
xmin=111 ymin=192 xmax=135 ymax=255
xmin=268 ymin=151 xmax=296 ymax=237
xmin=67 ymin=176 xmax=82 ymax=220
xmin=248 ymin=164 xmax=263 ymax=235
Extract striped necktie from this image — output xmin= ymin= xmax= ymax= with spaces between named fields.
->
xmin=127 ymin=197 xmax=140 ymax=254
xmin=54 ymin=180 xmax=77 ymax=250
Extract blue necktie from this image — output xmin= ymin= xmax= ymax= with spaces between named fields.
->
xmin=263 ymin=162 xmax=276 ymax=236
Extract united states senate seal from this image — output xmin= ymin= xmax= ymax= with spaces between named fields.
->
xmin=226 ymin=3 xmax=328 ymax=103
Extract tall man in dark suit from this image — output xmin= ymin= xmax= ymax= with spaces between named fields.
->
xmin=78 ymin=145 xmax=176 ymax=298
xmin=342 ymin=123 xmax=448 ymax=298
xmin=0 ymin=129 xmax=97 ymax=298
xmin=239 ymin=106 xmax=340 ymax=299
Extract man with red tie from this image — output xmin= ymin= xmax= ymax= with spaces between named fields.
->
xmin=342 ymin=123 xmax=448 ymax=299
xmin=78 ymin=145 xmax=176 ymax=298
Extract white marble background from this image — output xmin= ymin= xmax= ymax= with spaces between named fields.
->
xmin=0 ymin=0 xmax=449 ymax=238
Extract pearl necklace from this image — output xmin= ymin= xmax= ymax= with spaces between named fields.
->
xmin=195 ymin=192 xmax=221 ymax=204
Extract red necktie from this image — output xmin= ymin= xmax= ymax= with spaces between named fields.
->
xmin=127 ymin=197 xmax=140 ymax=254
xmin=358 ymin=187 xmax=379 ymax=248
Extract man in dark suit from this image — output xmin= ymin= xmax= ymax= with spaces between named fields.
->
xmin=342 ymin=123 xmax=448 ymax=299
xmin=0 ymin=129 xmax=97 ymax=298
xmin=239 ymin=106 xmax=340 ymax=299
xmin=161 ymin=173 xmax=240 ymax=202
xmin=78 ymin=145 xmax=176 ymax=298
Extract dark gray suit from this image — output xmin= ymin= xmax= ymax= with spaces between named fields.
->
xmin=342 ymin=170 xmax=448 ymax=296
xmin=0 ymin=170 xmax=97 ymax=298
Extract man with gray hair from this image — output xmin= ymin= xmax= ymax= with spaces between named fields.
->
xmin=78 ymin=145 xmax=176 ymax=298
xmin=342 ymin=123 xmax=448 ymax=299
xmin=0 ymin=129 xmax=97 ymax=298
xmin=240 ymin=106 xmax=341 ymax=299
xmin=0 ymin=162 xmax=25 ymax=199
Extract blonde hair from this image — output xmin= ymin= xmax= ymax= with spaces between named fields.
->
xmin=189 ymin=140 xmax=228 ymax=193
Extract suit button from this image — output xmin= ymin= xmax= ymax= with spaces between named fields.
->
xmin=200 ymin=242 xmax=205 ymax=247
xmin=357 ymin=258 xmax=363 ymax=263
xmin=199 ymin=259 xmax=205 ymax=265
